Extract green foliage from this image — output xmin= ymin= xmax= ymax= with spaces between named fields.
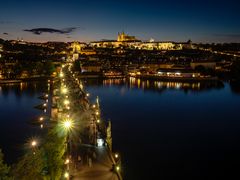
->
xmin=12 ymin=150 xmax=45 ymax=180
xmin=0 ymin=149 xmax=11 ymax=180
xmin=43 ymin=128 xmax=66 ymax=179
xmin=43 ymin=61 xmax=56 ymax=76
xmin=11 ymin=125 xmax=67 ymax=179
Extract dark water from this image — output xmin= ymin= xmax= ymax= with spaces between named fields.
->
xmin=84 ymin=78 xmax=240 ymax=180
xmin=0 ymin=81 xmax=47 ymax=164
xmin=1 ymin=79 xmax=240 ymax=179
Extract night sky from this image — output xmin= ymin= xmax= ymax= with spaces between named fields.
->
xmin=0 ymin=0 xmax=239 ymax=43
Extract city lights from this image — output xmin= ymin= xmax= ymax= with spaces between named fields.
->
xmin=64 ymin=99 xmax=70 ymax=105
xmin=61 ymin=87 xmax=68 ymax=94
xmin=60 ymin=72 xmax=64 ymax=78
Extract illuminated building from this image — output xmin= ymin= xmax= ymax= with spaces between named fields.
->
xmin=90 ymin=32 xmax=141 ymax=48
xmin=70 ymin=41 xmax=95 ymax=60
xmin=90 ymin=32 xmax=191 ymax=50
xmin=157 ymin=69 xmax=201 ymax=78
xmin=117 ymin=32 xmax=138 ymax=42
xmin=71 ymin=41 xmax=87 ymax=53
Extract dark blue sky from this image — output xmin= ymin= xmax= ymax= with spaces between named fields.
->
xmin=0 ymin=0 xmax=239 ymax=42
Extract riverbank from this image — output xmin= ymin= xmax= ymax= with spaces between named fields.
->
xmin=133 ymin=75 xmax=219 ymax=82
xmin=77 ymin=73 xmax=220 ymax=82
xmin=0 ymin=76 xmax=52 ymax=84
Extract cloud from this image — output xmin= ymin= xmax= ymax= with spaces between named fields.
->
xmin=3 ymin=32 xmax=9 ymax=35
xmin=23 ymin=27 xmax=78 ymax=35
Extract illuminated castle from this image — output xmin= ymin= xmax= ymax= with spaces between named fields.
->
xmin=117 ymin=32 xmax=138 ymax=42
xmin=90 ymin=32 xmax=192 ymax=50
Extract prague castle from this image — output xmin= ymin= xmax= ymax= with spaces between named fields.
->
xmin=89 ymin=32 xmax=193 ymax=50
xmin=117 ymin=32 xmax=138 ymax=42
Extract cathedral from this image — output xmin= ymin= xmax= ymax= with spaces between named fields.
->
xmin=117 ymin=32 xmax=138 ymax=42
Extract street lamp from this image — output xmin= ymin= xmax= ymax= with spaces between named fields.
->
xmin=65 ymin=158 xmax=70 ymax=165
xmin=116 ymin=166 xmax=120 ymax=171
xmin=64 ymin=172 xmax=69 ymax=178
xmin=60 ymin=72 xmax=64 ymax=78
xmin=63 ymin=120 xmax=72 ymax=130
xmin=31 ymin=140 xmax=37 ymax=147
xmin=64 ymin=100 xmax=70 ymax=105
xmin=114 ymin=153 xmax=119 ymax=159
xmin=61 ymin=87 xmax=68 ymax=94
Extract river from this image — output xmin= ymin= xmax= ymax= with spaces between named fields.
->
xmin=0 ymin=81 xmax=47 ymax=164
xmin=84 ymin=78 xmax=240 ymax=179
xmin=0 ymin=79 xmax=240 ymax=179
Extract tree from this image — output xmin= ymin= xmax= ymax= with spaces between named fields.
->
xmin=12 ymin=150 xmax=45 ymax=180
xmin=0 ymin=149 xmax=11 ymax=180
xmin=43 ymin=61 xmax=55 ymax=76
xmin=231 ymin=60 xmax=240 ymax=81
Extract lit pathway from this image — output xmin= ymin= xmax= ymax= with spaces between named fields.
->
xmin=71 ymin=146 xmax=119 ymax=180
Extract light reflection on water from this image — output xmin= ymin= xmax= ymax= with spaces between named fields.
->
xmin=101 ymin=77 xmax=225 ymax=92
xmin=0 ymin=81 xmax=47 ymax=164
xmin=85 ymin=78 xmax=240 ymax=180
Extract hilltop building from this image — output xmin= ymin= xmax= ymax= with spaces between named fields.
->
xmin=90 ymin=32 xmax=192 ymax=50
xmin=117 ymin=32 xmax=138 ymax=42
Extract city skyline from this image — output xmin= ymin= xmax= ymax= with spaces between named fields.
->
xmin=0 ymin=0 xmax=240 ymax=43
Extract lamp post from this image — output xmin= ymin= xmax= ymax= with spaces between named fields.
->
xmin=31 ymin=140 xmax=37 ymax=155
xmin=62 ymin=120 xmax=73 ymax=172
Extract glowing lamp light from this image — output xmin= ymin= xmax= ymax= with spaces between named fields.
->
xmin=39 ymin=117 xmax=44 ymax=121
xmin=64 ymin=121 xmax=72 ymax=129
xmin=115 ymin=153 xmax=119 ymax=159
xmin=31 ymin=140 xmax=37 ymax=147
xmin=65 ymin=158 xmax=70 ymax=164
xmin=61 ymin=87 xmax=68 ymax=94
xmin=64 ymin=100 xmax=70 ymax=105
xmin=116 ymin=166 xmax=120 ymax=171
xmin=97 ymin=138 xmax=104 ymax=147
xmin=60 ymin=72 xmax=64 ymax=78
xmin=62 ymin=120 xmax=73 ymax=131
xmin=97 ymin=119 xmax=100 ymax=123
xmin=64 ymin=172 xmax=69 ymax=178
